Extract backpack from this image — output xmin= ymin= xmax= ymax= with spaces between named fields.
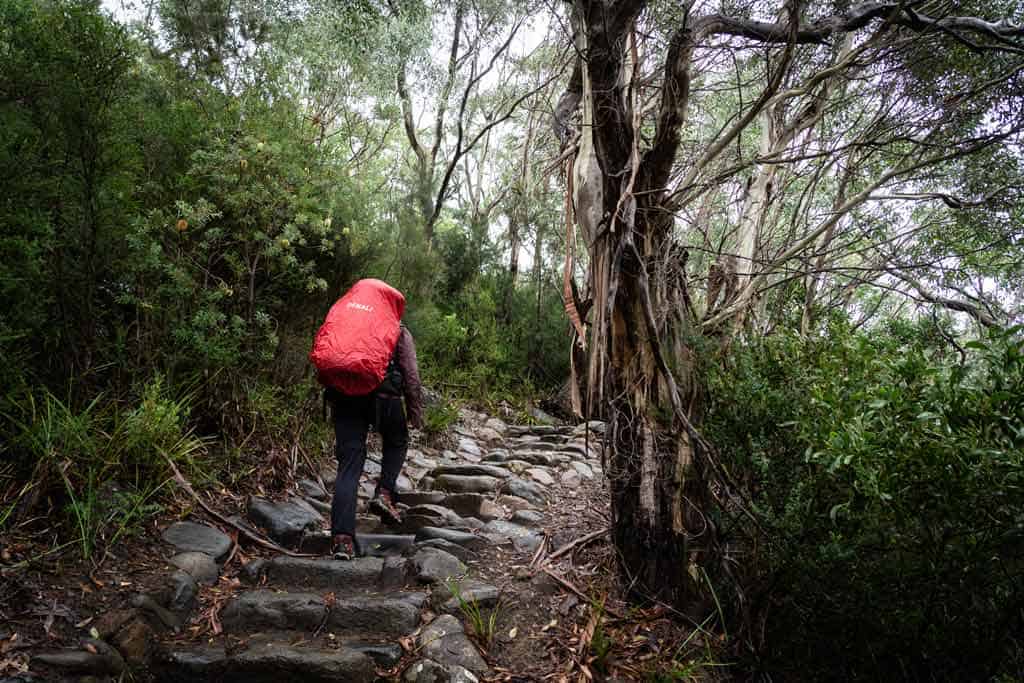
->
xmin=309 ymin=279 xmax=405 ymax=396
xmin=376 ymin=332 xmax=405 ymax=396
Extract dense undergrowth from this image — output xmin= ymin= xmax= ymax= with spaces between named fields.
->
xmin=706 ymin=320 xmax=1024 ymax=680
xmin=3 ymin=2 xmax=1023 ymax=681
xmin=0 ymin=0 xmax=568 ymax=566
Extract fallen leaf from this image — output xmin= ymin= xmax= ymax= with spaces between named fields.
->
xmin=509 ymin=627 xmax=518 ymax=639
xmin=89 ymin=627 xmax=100 ymax=640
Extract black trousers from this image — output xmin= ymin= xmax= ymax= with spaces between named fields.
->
xmin=330 ymin=393 xmax=408 ymax=537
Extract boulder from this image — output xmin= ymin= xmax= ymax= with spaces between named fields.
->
xmin=162 ymin=522 xmax=232 ymax=563
xmin=167 ymin=570 xmax=198 ymax=615
xmin=169 ymin=552 xmax=218 ymax=586
xmin=419 ymin=615 xmax=489 ymax=675
xmin=248 ymin=497 xmax=323 ymax=547
xmin=411 ymin=546 xmax=467 ymax=584
xmin=298 ymin=478 xmax=327 ymax=500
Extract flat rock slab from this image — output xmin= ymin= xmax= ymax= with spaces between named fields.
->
xmin=511 ymin=509 xmax=543 ymax=526
xmin=495 ymin=495 xmax=535 ymax=512
xmin=441 ymin=493 xmax=488 ymax=518
xmin=419 ymin=614 xmax=489 ymax=675
xmin=259 ymin=556 xmax=397 ymax=590
xmin=358 ymin=533 xmax=417 ymax=557
xmin=475 ymin=427 xmax=503 ymax=444
xmin=349 ymin=642 xmax=404 ymax=667
xmin=482 ymin=520 xmax=543 ymax=552
xmin=409 ymin=539 xmax=479 ymax=563
xmin=162 ymin=522 xmax=232 ymax=562
xmin=161 ymin=644 xmax=376 ymax=683
xmin=169 ymin=551 xmax=219 ymax=586
xmin=326 ymin=595 xmax=421 ymax=635
xmin=499 ymin=477 xmax=548 ymax=506
xmin=561 ymin=470 xmax=582 ymax=488
xmin=429 ymin=464 xmax=510 ymax=479
xmin=525 ymin=468 xmax=555 ymax=486
xmin=299 ymin=478 xmax=328 ymax=500
xmin=399 ymin=491 xmax=448 ymax=506
xmin=411 ymin=547 xmax=467 ymax=584
xmin=484 ymin=417 xmax=507 ymax=433
xmin=508 ymin=440 xmax=558 ymax=452
xmin=571 ymin=461 xmax=595 ymax=479
xmin=433 ymin=579 xmax=501 ymax=612
xmin=502 ymin=451 xmax=555 ymax=467
xmin=222 ymin=591 xmax=326 ymax=632
xmin=415 ymin=527 xmax=488 ymax=551
xmin=456 ymin=438 xmax=482 ymax=457
xmin=506 ymin=425 xmax=572 ymax=437
xmin=34 ymin=639 xmax=124 ymax=676
xmin=248 ymin=496 xmax=324 ymax=547
xmin=300 ymin=531 xmax=416 ymax=557
xmin=432 ymin=474 xmax=501 ymax=494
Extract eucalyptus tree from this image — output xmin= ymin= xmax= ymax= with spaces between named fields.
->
xmin=554 ymin=0 xmax=1024 ymax=615
xmin=387 ymin=0 xmax=564 ymax=243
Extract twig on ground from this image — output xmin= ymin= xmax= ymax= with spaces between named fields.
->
xmin=546 ymin=527 xmax=609 ymax=563
xmin=541 ymin=567 xmax=625 ymax=619
xmin=530 ymin=532 xmax=549 ymax=570
xmin=160 ymin=453 xmax=312 ymax=558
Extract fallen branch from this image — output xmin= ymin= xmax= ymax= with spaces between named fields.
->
xmin=529 ymin=532 xmax=548 ymax=570
xmin=160 ymin=453 xmax=312 ymax=558
xmin=541 ymin=566 xmax=625 ymax=619
xmin=546 ymin=527 xmax=609 ymax=562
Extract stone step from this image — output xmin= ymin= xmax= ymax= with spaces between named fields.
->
xmin=244 ymin=556 xmax=408 ymax=591
xmin=156 ymin=643 xmax=376 ymax=683
xmin=428 ymin=463 xmax=512 ymax=479
xmin=298 ymin=531 xmax=416 ymax=557
xmin=506 ymin=424 xmax=574 ymax=437
xmin=431 ymin=474 xmax=502 ymax=494
xmin=221 ymin=590 xmax=424 ymax=637
xmin=414 ymin=526 xmax=489 ymax=551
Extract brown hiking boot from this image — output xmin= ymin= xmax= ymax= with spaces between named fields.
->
xmin=331 ymin=534 xmax=355 ymax=560
xmin=369 ymin=488 xmax=403 ymax=527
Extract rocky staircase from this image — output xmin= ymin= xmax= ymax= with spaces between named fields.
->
xmin=34 ymin=415 xmax=606 ymax=682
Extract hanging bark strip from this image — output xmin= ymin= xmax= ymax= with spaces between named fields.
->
xmin=563 ymin=155 xmax=587 ymax=349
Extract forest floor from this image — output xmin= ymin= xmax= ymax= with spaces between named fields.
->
xmin=1 ymin=408 xmax=716 ymax=682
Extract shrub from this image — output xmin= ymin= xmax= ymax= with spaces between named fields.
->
xmin=706 ymin=323 xmax=1024 ymax=680
xmin=2 ymin=377 xmax=206 ymax=561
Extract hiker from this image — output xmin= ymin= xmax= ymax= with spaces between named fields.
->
xmin=310 ymin=279 xmax=424 ymax=561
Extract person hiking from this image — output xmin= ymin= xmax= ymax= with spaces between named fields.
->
xmin=309 ymin=279 xmax=424 ymax=561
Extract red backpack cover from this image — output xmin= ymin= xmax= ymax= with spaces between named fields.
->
xmin=309 ymin=279 xmax=406 ymax=396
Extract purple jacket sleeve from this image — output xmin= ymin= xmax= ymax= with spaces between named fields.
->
xmin=396 ymin=327 xmax=424 ymax=427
